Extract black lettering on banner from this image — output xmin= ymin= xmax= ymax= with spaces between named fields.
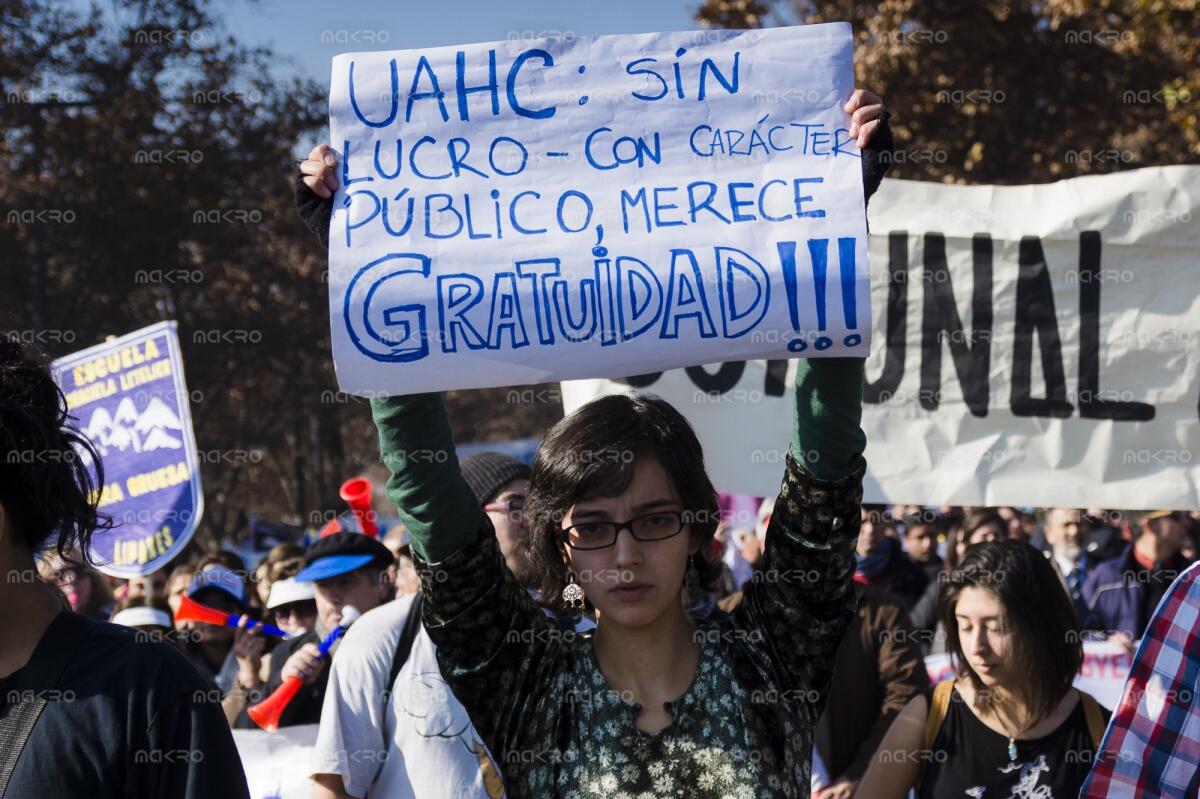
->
xmin=920 ymin=233 xmax=992 ymax=417
xmin=864 ymin=231 xmax=909 ymax=403
xmin=1076 ymin=231 xmax=1154 ymax=421
xmin=763 ymin=359 xmax=788 ymax=397
xmin=613 ymin=233 xmax=1164 ymax=425
xmin=1011 ymin=236 xmax=1073 ymax=418
xmin=623 ymin=360 xmax=786 ymax=397
xmin=685 ymin=362 xmax=744 ymax=393
xmin=619 ymin=372 xmax=662 ymax=389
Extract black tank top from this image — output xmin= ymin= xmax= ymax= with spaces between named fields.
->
xmin=918 ymin=686 xmax=1102 ymax=799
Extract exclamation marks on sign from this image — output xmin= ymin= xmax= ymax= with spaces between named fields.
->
xmin=836 ymin=237 xmax=863 ymax=347
xmin=775 ymin=238 xmax=863 ymax=353
xmin=776 ymin=240 xmax=804 ymax=347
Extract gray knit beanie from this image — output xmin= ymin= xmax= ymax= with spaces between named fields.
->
xmin=460 ymin=452 xmax=531 ymax=505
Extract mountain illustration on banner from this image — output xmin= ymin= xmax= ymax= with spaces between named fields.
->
xmin=84 ymin=396 xmax=184 ymax=456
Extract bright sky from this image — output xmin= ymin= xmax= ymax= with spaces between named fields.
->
xmin=220 ymin=0 xmax=704 ymax=84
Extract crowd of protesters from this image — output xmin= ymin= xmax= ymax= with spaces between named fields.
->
xmin=37 ymin=499 xmax=1200 ymax=692
xmin=6 ymin=316 xmax=1200 ymax=798
xmin=10 ymin=329 xmax=1200 ymax=798
xmin=3 ymin=86 xmax=1199 ymax=799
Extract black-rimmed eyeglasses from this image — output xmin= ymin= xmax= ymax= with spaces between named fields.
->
xmin=560 ymin=511 xmax=686 ymax=551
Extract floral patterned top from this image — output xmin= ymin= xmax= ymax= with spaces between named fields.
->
xmin=410 ymin=452 xmax=864 ymax=798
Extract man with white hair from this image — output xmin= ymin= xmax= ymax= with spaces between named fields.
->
xmin=1042 ymin=507 xmax=1093 ymax=620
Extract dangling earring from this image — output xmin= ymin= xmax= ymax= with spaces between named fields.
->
xmin=562 ymin=571 xmax=585 ymax=609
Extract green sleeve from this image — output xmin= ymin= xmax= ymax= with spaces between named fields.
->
xmin=370 ymin=395 xmax=482 ymax=562
xmin=790 ymin=357 xmax=867 ymax=482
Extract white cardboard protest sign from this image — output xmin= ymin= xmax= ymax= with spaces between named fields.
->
xmin=563 ymin=166 xmax=1200 ymax=509
xmin=328 ymin=23 xmax=870 ymax=395
xmin=233 ymin=724 xmax=319 ymax=799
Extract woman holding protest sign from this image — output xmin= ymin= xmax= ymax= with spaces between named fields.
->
xmin=856 ymin=540 xmax=1113 ymax=798
xmin=298 ymin=90 xmax=890 ymax=797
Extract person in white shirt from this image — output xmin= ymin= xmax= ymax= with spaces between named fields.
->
xmin=311 ymin=452 xmax=590 ymax=799
xmin=310 ymin=592 xmax=505 ymax=799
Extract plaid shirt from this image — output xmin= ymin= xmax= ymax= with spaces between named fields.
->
xmin=1081 ymin=560 xmax=1200 ymax=798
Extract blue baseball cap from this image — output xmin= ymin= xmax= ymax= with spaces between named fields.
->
xmin=187 ymin=566 xmax=247 ymax=605
xmin=295 ymin=532 xmax=393 ymax=583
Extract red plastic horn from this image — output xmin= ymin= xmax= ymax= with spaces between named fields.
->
xmin=339 ymin=477 xmax=378 ymax=538
xmin=176 ymin=594 xmax=232 ymax=627
xmin=176 ymin=595 xmax=289 ymax=637
xmin=248 ymin=606 xmax=361 ymax=731
xmin=246 ymin=677 xmax=303 ymax=733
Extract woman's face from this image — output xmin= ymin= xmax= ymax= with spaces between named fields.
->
xmin=41 ymin=554 xmax=91 ymax=611
xmin=957 ymin=522 xmax=1004 ymax=559
xmin=954 ymin=586 xmax=1014 ymax=688
xmin=561 ymin=458 xmax=697 ymax=630
xmin=904 ymin=524 xmax=938 ymax=563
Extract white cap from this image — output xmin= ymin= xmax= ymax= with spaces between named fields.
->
xmin=266 ymin=577 xmax=317 ymax=609
xmin=112 ymin=606 xmax=173 ymax=629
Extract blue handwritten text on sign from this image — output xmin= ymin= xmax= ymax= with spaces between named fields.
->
xmin=328 ymin=24 xmax=869 ymax=394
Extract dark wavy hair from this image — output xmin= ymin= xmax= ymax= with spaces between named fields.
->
xmin=526 ymin=393 xmax=722 ymax=615
xmin=944 ymin=509 xmax=1007 ymax=572
xmin=939 ymin=540 xmax=1082 ymax=721
xmin=0 ymin=341 xmax=111 ymax=562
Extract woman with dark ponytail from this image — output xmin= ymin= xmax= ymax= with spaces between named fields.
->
xmin=0 ymin=341 xmax=250 ymax=798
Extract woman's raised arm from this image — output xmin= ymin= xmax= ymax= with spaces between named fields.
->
xmin=295 ymin=150 xmax=556 ymax=768
xmin=729 ymin=356 xmax=866 ymax=733
xmin=369 ymin=394 xmax=482 ymax=562
xmin=295 ymin=144 xmax=483 ymax=562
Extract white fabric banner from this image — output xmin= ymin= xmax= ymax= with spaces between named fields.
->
xmin=925 ymin=641 xmax=1134 ymax=710
xmin=327 ymin=23 xmax=870 ymax=395
xmin=563 ymin=166 xmax=1200 ymax=509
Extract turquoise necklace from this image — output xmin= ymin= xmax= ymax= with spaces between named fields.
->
xmin=996 ymin=707 xmax=1034 ymax=762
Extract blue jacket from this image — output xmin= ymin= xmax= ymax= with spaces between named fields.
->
xmin=1081 ymin=548 xmax=1141 ymax=639
xmin=1081 ymin=545 xmax=1189 ymax=640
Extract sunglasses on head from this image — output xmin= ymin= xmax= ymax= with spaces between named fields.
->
xmin=484 ymin=497 xmax=526 ymax=516
xmin=274 ymin=601 xmax=316 ymax=620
